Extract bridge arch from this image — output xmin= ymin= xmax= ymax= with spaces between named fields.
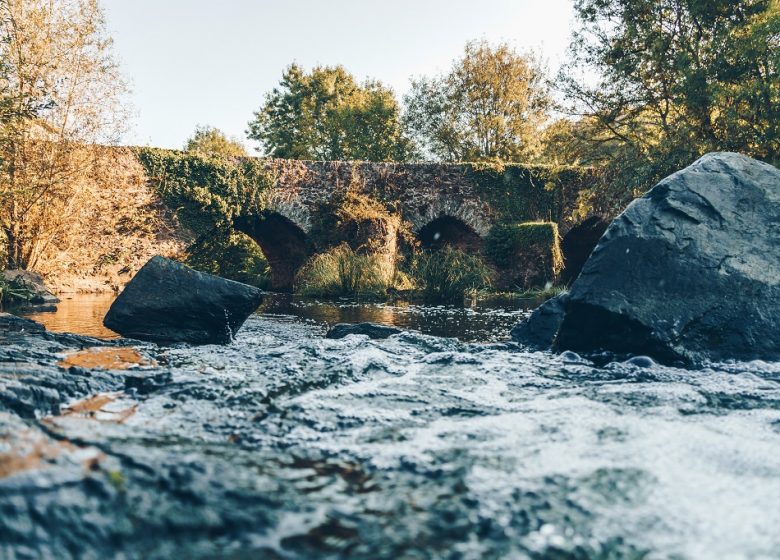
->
xmin=407 ymin=198 xmax=492 ymax=239
xmin=417 ymin=215 xmax=482 ymax=252
xmin=234 ymin=212 xmax=310 ymax=292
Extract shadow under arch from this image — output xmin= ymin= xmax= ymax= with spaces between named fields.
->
xmin=560 ymin=216 xmax=608 ymax=286
xmin=417 ymin=216 xmax=482 ymax=252
xmin=234 ymin=212 xmax=310 ymax=292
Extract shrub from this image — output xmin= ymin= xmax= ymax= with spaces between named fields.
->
xmin=296 ymin=244 xmax=390 ymax=299
xmin=0 ymin=274 xmax=34 ymax=307
xmin=135 ymin=148 xmax=275 ymax=288
xmin=411 ymin=246 xmax=492 ymax=303
xmin=185 ymin=232 xmax=270 ymax=289
xmin=484 ymin=221 xmax=563 ymax=290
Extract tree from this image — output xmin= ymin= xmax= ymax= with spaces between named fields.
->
xmin=247 ymin=64 xmax=411 ymax=161
xmin=0 ymin=0 xmax=127 ymax=270
xmin=559 ymin=0 xmax=780 ymax=205
xmin=184 ymin=125 xmax=247 ymax=157
xmin=404 ymin=40 xmax=552 ymax=162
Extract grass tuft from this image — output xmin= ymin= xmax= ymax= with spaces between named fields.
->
xmin=411 ymin=247 xmax=492 ymax=303
xmin=296 ymin=244 xmax=391 ymax=299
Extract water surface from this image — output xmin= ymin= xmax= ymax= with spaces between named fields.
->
xmin=3 ymin=295 xmax=779 ymax=559
xmin=24 ymin=292 xmax=538 ymax=343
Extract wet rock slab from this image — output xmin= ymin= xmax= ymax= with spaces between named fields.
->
xmin=1 ymin=312 xmax=780 ymax=559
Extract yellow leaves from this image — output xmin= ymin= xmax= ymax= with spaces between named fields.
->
xmin=0 ymin=428 xmax=78 ymax=479
xmin=58 ymin=346 xmax=155 ymax=370
xmin=60 ymin=392 xmax=137 ymax=424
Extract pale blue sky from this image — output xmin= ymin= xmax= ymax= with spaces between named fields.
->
xmin=103 ymin=0 xmax=575 ymax=151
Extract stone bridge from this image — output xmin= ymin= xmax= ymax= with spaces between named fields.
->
xmin=230 ymin=159 xmax=596 ymax=290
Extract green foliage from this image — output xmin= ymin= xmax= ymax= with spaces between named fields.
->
xmin=185 ymin=232 xmax=270 ymax=288
xmin=184 ymin=125 xmax=247 ymax=157
xmin=248 ymin=64 xmax=412 ymax=161
xmin=411 ymin=247 xmax=492 ymax=303
xmin=309 ymin=189 xmax=398 ymax=251
xmin=296 ymin=244 xmax=390 ymax=299
xmin=134 ymin=148 xmax=273 ymax=236
xmin=513 ymin=285 xmax=567 ymax=301
xmin=0 ymin=273 xmax=34 ymax=307
xmin=464 ymin=162 xmax=599 ymax=225
xmin=134 ymin=148 xmax=275 ymax=283
xmin=484 ymin=221 xmax=563 ymax=275
xmin=560 ymin=0 xmax=780 ymax=203
xmin=404 ymin=40 xmax=551 ymax=162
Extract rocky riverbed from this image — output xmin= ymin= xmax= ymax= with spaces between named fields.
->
xmin=1 ymin=311 xmax=779 ymax=559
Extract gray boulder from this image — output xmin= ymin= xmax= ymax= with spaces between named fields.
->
xmin=510 ymin=293 xmax=568 ymax=350
xmin=326 ymin=322 xmax=403 ymax=340
xmin=560 ymin=216 xmax=609 ymax=286
xmin=513 ymin=152 xmax=780 ymax=365
xmin=2 ymin=270 xmax=60 ymax=304
xmin=104 ymin=256 xmax=263 ymax=345
xmin=0 ymin=312 xmax=46 ymax=335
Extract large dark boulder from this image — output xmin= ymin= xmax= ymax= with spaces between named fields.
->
xmin=104 ymin=256 xmax=263 ymax=344
xmin=510 ymin=293 xmax=568 ymax=350
xmin=513 ymin=152 xmax=780 ymax=365
xmin=560 ymin=217 xmax=609 ymax=286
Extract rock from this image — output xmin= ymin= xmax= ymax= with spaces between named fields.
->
xmin=2 ymin=269 xmax=60 ymax=304
xmin=0 ymin=312 xmax=46 ymax=334
xmin=326 ymin=322 xmax=403 ymax=340
xmin=510 ymin=293 xmax=568 ymax=350
xmin=522 ymin=152 xmax=779 ymax=365
xmin=560 ymin=216 xmax=609 ymax=286
xmin=625 ymin=356 xmax=657 ymax=368
xmin=103 ymin=256 xmax=263 ymax=344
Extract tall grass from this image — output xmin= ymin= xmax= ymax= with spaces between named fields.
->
xmin=296 ymin=244 xmax=391 ymax=299
xmin=411 ymin=247 xmax=492 ymax=303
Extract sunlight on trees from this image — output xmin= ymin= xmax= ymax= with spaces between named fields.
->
xmin=184 ymin=125 xmax=247 ymax=158
xmin=403 ymin=40 xmax=551 ymax=163
xmin=247 ymin=64 xmax=411 ymax=161
xmin=0 ymin=0 xmax=128 ymax=270
xmin=557 ymin=0 xmax=780 ymax=209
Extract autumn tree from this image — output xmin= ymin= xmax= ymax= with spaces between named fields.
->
xmin=559 ymin=0 xmax=780 ymax=207
xmin=404 ymin=40 xmax=551 ymax=162
xmin=184 ymin=125 xmax=247 ymax=157
xmin=0 ymin=0 xmax=127 ymax=270
xmin=247 ymin=64 xmax=411 ymax=161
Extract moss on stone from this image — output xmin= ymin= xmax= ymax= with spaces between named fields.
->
xmin=465 ymin=163 xmax=599 ymax=225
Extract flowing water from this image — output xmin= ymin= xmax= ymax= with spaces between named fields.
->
xmin=3 ymin=295 xmax=780 ymax=559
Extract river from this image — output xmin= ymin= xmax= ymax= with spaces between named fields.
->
xmin=22 ymin=292 xmax=540 ymax=343
xmin=4 ymin=294 xmax=780 ymax=559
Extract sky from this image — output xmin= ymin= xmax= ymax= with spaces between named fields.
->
xmin=102 ymin=0 xmax=576 ymax=151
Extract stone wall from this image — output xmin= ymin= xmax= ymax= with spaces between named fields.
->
xmin=259 ymin=159 xmax=597 ymax=237
xmin=32 ymin=147 xmax=596 ymax=293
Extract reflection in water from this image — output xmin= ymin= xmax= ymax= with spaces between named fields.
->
xmin=20 ymin=292 xmax=542 ymax=342
xmin=23 ymin=293 xmax=119 ymax=339
xmin=258 ymin=293 xmax=538 ymax=342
